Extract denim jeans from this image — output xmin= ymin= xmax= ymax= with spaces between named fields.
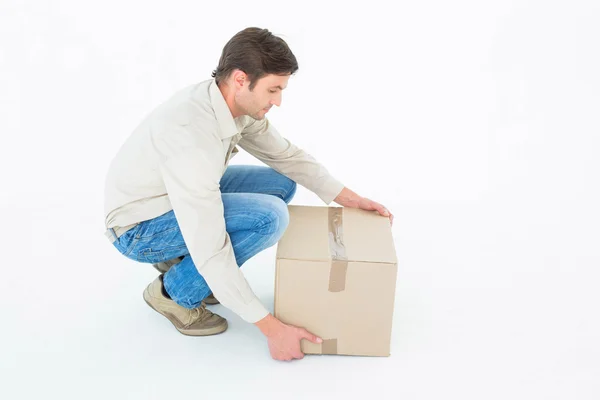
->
xmin=111 ymin=165 xmax=297 ymax=309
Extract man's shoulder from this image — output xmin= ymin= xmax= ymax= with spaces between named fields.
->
xmin=155 ymin=79 xmax=216 ymax=126
xmin=168 ymin=79 xmax=213 ymax=108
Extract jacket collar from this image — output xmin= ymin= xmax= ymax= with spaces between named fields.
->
xmin=209 ymin=79 xmax=242 ymax=139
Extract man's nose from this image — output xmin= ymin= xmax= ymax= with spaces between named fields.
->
xmin=271 ymin=93 xmax=282 ymax=107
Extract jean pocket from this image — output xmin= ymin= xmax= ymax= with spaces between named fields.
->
xmin=118 ymin=237 xmax=139 ymax=258
xmin=138 ymin=247 xmax=164 ymax=263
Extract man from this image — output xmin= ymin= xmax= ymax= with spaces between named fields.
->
xmin=103 ymin=27 xmax=393 ymax=361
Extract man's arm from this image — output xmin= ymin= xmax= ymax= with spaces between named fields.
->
xmin=239 ymin=119 xmax=394 ymax=225
xmin=156 ymin=124 xmax=269 ymax=323
xmin=157 ymin=122 xmax=322 ymax=361
xmin=238 ymin=119 xmax=345 ymax=204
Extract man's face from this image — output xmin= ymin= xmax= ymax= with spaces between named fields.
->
xmin=235 ymin=73 xmax=290 ymax=120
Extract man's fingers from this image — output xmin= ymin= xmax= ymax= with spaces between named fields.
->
xmin=377 ymin=204 xmax=390 ymax=217
xmin=299 ymin=328 xmax=323 ymax=344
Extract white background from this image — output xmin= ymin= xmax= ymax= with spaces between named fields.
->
xmin=1 ymin=0 xmax=599 ymax=399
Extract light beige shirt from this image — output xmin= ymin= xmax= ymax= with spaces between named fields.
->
xmin=104 ymin=79 xmax=344 ymax=323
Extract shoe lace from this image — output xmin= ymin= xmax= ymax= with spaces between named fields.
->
xmin=184 ymin=301 xmax=212 ymax=327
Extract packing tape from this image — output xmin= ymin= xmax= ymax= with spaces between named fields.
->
xmin=327 ymin=207 xmax=348 ymax=292
xmin=328 ymin=260 xmax=347 ymax=292
xmin=324 ymin=208 xmax=346 ymax=355
xmin=321 ymin=339 xmax=338 ymax=355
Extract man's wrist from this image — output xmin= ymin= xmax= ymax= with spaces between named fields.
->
xmin=334 ymin=187 xmax=362 ymax=208
xmin=254 ymin=313 xmax=281 ymax=337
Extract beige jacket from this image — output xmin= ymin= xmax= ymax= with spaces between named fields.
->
xmin=104 ymin=79 xmax=344 ymax=323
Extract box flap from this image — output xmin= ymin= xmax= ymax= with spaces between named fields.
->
xmin=342 ymin=207 xmax=397 ymax=264
xmin=277 ymin=205 xmax=397 ymax=264
xmin=276 ymin=205 xmax=331 ymax=261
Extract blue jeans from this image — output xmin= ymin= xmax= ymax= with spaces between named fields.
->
xmin=111 ymin=165 xmax=297 ymax=309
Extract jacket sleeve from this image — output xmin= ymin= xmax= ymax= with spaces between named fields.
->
xmin=238 ymin=118 xmax=345 ymax=204
xmin=155 ymin=123 xmax=269 ymax=323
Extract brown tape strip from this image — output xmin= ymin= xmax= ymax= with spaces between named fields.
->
xmin=328 ymin=260 xmax=347 ymax=292
xmin=321 ymin=339 xmax=338 ymax=355
xmin=325 ymin=208 xmax=346 ymax=355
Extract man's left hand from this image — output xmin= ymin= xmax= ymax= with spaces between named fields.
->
xmin=333 ymin=187 xmax=394 ymax=226
xmin=357 ymin=197 xmax=394 ymax=226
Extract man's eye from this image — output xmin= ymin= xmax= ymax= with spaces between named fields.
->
xmin=269 ymin=90 xmax=277 ymax=93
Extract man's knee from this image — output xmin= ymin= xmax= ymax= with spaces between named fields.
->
xmin=260 ymin=196 xmax=290 ymax=244
xmin=264 ymin=166 xmax=296 ymax=203
xmin=283 ymin=179 xmax=297 ymax=203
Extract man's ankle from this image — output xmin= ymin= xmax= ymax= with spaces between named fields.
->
xmin=159 ymin=275 xmax=173 ymax=299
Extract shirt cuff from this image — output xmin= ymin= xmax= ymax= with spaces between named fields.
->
xmin=314 ymin=176 xmax=345 ymax=205
xmin=236 ymin=296 xmax=271 ymax=323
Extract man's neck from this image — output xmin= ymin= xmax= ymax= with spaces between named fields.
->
xmin=217 ymin=82 xmax=242 ymax=118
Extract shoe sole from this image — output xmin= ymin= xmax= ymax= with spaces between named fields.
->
xmin=143 ymin=290 xmax=228 ymax=336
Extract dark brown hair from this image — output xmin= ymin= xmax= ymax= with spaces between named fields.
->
xmin=212 ymin=27 xmax=299 ymax=91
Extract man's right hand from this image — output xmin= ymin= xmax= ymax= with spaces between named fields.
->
xmin=255 ymin=314 xmax=322 ymax=361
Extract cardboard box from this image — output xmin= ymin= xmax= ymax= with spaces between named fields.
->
xmin=274 ymin=205 xmax=398 ymax=356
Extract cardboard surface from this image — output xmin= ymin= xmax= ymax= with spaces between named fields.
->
xmin=274 ymin=205 xmax=398 ymax=357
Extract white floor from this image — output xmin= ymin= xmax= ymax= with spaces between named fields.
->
xmin=2 ymin=193 xmax=599 ymax=399
xmin=2 ymin=0 xmax=599 ymax=399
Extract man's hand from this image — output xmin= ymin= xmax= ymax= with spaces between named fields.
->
xmin=334 ymin=187 xmax=394 ymax=226
xmin=356 ymin=197 xmax=394 ymax=225
xmin=255 ymin=314 xmax=322 ymax=361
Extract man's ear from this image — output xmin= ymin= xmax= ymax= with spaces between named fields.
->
xmin=232 ymin=69 xmax=248 ymax=89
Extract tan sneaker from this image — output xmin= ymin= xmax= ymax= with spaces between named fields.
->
xmin=204 ymin=293 xmax=219 ymax=305
xmin=143 ymin=275 xmax=227 ymax=336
